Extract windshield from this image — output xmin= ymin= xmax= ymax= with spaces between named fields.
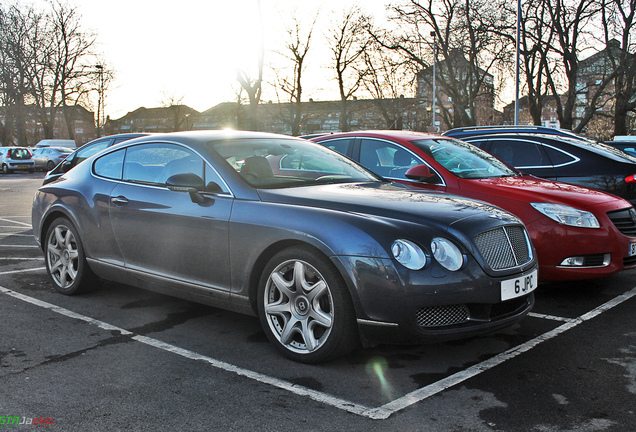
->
xmin=211 ymin=138 xmax=379 ymax=188
xmin=410 ymin=138 xmax=518 ymax=179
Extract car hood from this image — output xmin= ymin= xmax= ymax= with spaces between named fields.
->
xmin=466 ymin=175 xmax=625 ymax=208
xmin=257 ymin=182 xmax=521 ymax=233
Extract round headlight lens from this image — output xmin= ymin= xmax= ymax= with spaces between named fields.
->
xmin=391 ymin=239 xmax=427 ymax=270
xmin=431 ymin=237 xmax=463 ymax=271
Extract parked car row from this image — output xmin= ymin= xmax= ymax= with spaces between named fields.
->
xmin=0 ymin=134 xmax=149 ymax=177
xmin=311 ymin=131 xmax=636 ymax=282
xmin=443 ymin=126 xmax=636 ymax=205
xmin=28 ymin=127 xmax=636 ymax=362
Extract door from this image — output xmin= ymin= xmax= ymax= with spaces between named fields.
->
xmin=108 ymin=143 xmax=233 ymax=292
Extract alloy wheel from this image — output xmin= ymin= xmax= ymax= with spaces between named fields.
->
xmin=47 ymin=224 xmax=79 ymax=289
xmin=263 ymin=259 xmax=334 ymax=354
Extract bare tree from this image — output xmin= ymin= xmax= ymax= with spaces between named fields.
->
xmin=600 ymin=0 xmax=636 ymax=136
xmin=0 ymin=3 xmax=43 ymax=146
xmin=541 ymin=0 xmax=602 ymax=131
xmin=0 ymin=1 xmax=99 ymax=144
xmin=367 ymin=0 xmax=512 ymax=128
xmin=30 ymin=1 xmax=97 ymax=140
xmin=274 ymin=14 xmax=316 ymax=136
xmin=236 ymin=0 xmax=264 ymax=131
xmin=327 ymin=7 xmax=368 ymax=131
xmin=160 ymin=92 xmax=193 ymax=131
xmin=359 ymin=43 xmax=416 ymax=129
xmin=502 ymin=0 xmax=557 ymax=125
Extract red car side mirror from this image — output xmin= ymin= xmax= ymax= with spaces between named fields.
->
xmin=405 ymin=165 xmax=437 ymax=183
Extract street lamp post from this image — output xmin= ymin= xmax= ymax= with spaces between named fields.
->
xmin=95 ymin=64 xmax=105 ymax=137
xmin=514 ymin=0 xmax=521 ymax=125
xmin=431 ymin=31 xmax=437 ymax=132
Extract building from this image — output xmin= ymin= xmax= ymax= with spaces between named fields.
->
xmin=109 ymin=98 xmax=429 ymax=137
xmin=502 ymin=40 xmax=635 ymax=139
xmin=0 ymin=105 xmax=95 ymax=147
xmin=416 ymin=50 xmax=503 ymax=131
xmin=502 ymin=96 xmax=561 ymax=128
xmin=106 ymin=105 xmax=200 ymax=135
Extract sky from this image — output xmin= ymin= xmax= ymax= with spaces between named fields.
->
xmin=60 ymin=0 xmax=393 ymax=120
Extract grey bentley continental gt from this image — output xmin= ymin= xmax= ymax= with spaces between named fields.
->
xmin=32 ymin=131 xmax=538 ymax=363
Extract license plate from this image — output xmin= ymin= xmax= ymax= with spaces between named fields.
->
xmin=630 ymin=243 xmax=636 ymax=257
xmin=17 ymin=165 xmax=27 ymax=169
xmin=501 ymin=269 xmax=537 ymax=301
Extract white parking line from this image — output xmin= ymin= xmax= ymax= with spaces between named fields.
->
xmin=528 ymin=312 xmax=573 ymax=322
xmin=1 ymin=272 xmax=635 ymax=420
xmin=0 ymin=267 xmax=46 ymax=275
xmin=0 ymin=257 xmax=44 ymax=260
xmin=0 ymin=245 xmax=39 ymax=248
xmin=0 ymin=217 xmax=31 ymax=227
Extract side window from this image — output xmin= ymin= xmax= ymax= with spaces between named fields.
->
xmin=544 ymin=146 xmax=576 ymax=166
xmin=320 ymin=138 xmax=352 ymax=157
xmin=489 ymin=140 xmax=550 ymax=167
xmin=123 ymin=143 xmax=203 ymax=186
xmin=76 ymin=139 xmax=114 ymax=165
xmin=359 ymin=139 xmax=421 ymax=178
xmin=94 ymin=149 xmax=125 ymax=180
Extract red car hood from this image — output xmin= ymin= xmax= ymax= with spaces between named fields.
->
xmin=463 ymin=175 xmax=626 ymax=209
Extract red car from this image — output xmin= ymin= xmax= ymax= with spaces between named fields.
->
xmin=312 ymin=131 xmax=636 ymax=281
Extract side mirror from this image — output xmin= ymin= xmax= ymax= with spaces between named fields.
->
xmin=60 ymin=160 xmax=73 ymax=173
xmin=166 ymin=173 xmax=207 ymax=204
xmin=405 ymin=165 xmax=438 ymax=183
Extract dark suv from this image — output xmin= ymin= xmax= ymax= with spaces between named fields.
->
xmin=444 ymin=126 xmax=636 ymax=205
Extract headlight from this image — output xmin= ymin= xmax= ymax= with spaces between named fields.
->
xmin=431 ymin=237 xmax=463 ymax=271
xmin=530 ymin=203 xmax=600 ymax=228
xmin=391 ymin=239 xmax=427 ymax=270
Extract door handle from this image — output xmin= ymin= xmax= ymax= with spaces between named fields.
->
xmin=110 ymin=196 xmax=129 ymax=206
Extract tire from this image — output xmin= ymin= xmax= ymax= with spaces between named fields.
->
xmin=46 ymin=161 xmax=55 ymax=171
xmin=257 ymin=246 xmax=359 ymax=363
xmin=2 ymin=164 xmax=11 ymax=174
xmin=44 ymin=217 xmax=96 ymax=295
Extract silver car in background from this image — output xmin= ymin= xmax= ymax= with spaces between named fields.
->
xmin=1 ymin=147 xmax=35 ymax=174
xmin=31 ymin=146 xmax=74 ymax=171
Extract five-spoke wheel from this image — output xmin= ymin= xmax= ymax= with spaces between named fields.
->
xmin=258 ymin=247 xmax=358 ymax=363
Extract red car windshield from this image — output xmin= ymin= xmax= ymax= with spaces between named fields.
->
xmin=411 ymin=138 xmax=519 ymax=179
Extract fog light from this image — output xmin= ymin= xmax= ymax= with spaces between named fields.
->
xmin=560 ymin=257 xmax=585 ymax=266
xmin=559 ymin=254 xmax=611 ymax=267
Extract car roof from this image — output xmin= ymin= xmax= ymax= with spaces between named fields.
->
xmin=124 ymin=130 xmax=303 ymax=144
xmin=312 ymin=130 xmax=446 ymax=141
xmin=444 ymin=125 xmax=594 ymax=140
xmin=459 ymin=132 xmax=636 ymax=164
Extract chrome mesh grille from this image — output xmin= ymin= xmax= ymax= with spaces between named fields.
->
xmin=416 ymin=304 xmax=470 ymax=327
xmin=474 ymin=226 xmax=531 ymax=270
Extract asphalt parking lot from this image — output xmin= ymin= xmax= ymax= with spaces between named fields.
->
xmin=1 ymin=172 xmax=635 ymax=431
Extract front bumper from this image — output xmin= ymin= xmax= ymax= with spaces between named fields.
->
xmin=527 ymin=204 xmax=636 ymax=282
xmin=333 ymin=255 xmax=537 ymax=346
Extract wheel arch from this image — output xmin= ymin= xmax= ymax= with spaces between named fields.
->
xmin=246 ymin=240 xmax=362 ymax=318
xmin=39 ymin=209 xmax=80 ymax=253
